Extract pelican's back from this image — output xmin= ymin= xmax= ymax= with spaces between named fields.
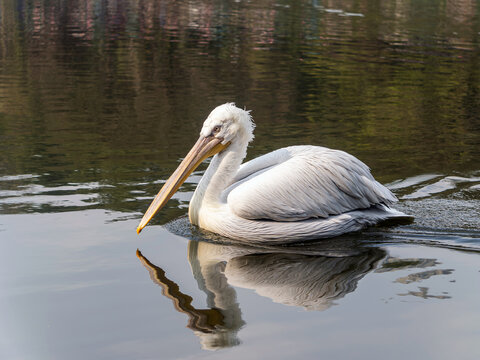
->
xmin=225 ymin=146 xmax=397 ymax=222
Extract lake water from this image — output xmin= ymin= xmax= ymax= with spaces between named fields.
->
xmin=1 ymin=0 xmax=480 ymax=359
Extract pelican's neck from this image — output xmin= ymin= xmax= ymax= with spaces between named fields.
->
xmin=189 ymin=141 xmax=247 ymax=224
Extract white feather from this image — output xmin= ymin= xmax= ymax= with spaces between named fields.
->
xmin=225 ymin=146 xmax=396 ymax=221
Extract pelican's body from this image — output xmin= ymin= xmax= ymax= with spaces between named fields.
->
xmin=137 ymin=103 xmax=410 ymax=244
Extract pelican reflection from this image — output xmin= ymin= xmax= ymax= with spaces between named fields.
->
xmin=137 ymin=248 xmax=244 ymax=350
xmin=137 ymin=240 xmax=386 ymax=350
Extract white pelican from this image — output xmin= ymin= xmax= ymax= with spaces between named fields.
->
xmin=137 ymin=103 xmax=410 ymax=243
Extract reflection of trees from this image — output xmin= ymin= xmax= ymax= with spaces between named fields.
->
xmin=0 ymin=0 xmax=479 ymax=215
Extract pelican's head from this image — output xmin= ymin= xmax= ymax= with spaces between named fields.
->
xmin=200 ymin=103 xmax=255 ymax=147
xmin=136 ymin=103 xmax=254 ymax=234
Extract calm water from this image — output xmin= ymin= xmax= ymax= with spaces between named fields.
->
xmin=1 ymin=0 xmax=480 ymax=359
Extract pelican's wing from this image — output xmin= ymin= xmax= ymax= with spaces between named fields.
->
xmin=224 ymin=146 xmax=397 ymax=222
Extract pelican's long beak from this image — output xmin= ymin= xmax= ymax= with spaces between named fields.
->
xmin=137 ymin=135 xmax=229 ymax=234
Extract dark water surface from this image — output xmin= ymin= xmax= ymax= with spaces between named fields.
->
xmin=1 ymin=1 xmax=480 ymax=359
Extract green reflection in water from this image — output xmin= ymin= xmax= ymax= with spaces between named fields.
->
xmin=1 ymin=1 xmax=479 ymax=219
xmin=0 ymin=1 xmax=479 ymax=221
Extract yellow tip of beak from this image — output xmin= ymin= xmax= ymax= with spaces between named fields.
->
xmin=136 ymin=226 xmax=143 ymax=234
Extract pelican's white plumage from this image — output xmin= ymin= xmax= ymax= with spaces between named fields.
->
xmin=225 ymin=146 xmax=396 ymax=221
xmin=137 ymin=103 xmax=410 ymax=244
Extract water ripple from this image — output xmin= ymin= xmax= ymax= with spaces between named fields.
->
xmin=402 ymin=176 xmax=480 ymax=199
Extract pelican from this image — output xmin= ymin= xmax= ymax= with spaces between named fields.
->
xmin=137 ymin=103 xmax=410 ymax=244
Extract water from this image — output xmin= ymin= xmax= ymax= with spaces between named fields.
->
xmin=1 ymin=0 xmax=480 ymax=359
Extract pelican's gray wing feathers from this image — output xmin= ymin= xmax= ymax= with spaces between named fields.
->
xmin=225 ymin=146 xmax=397 ymax=222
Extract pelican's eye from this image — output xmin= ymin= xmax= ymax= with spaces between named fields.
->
xmin=213 ymin=125 xmax=221 ymax=135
